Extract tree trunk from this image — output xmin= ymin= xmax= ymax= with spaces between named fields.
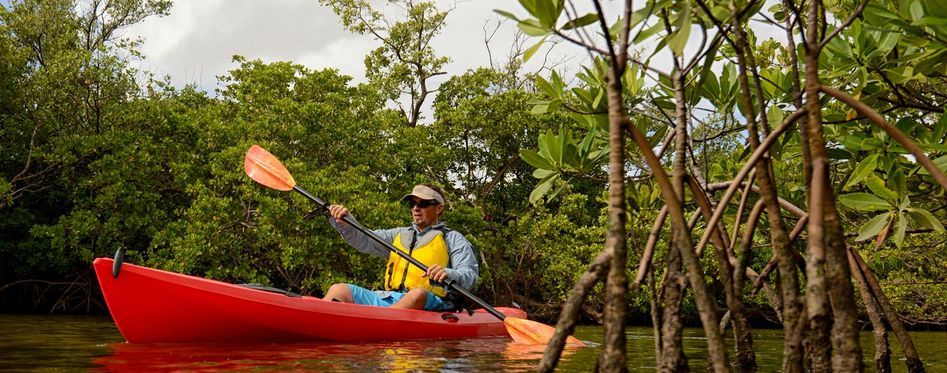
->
xmin=650 ymin=271 xmax=664 ymax=368
xmin=825 ymin=218 xmax=863 ymax=371
xmin=658 ymin=250 xmax=688 ymax=372
xmin=802 ymin=1 xmax=863 ymax=371
xmin=596 ymin=56 xmax=629 ymax=373
xmin=624 ymin=79 xmax=730 ymax=373
xmin=669 ymin=68 xmax=729 ymax=373
xmin=848 ymin=247 xmax=892 ymax=373
xmin=539 ymin=251 xmax=611 ymax=372
xmin=688 ymin=177 xmax=755 ymax=370
xmin=632 ymin=206 xmax=669 ymax=290
xmin=850 ymin=248 xmax=925 ymax=372
xmin=802 ymin=0 xmax=835 ymax=370
xmin=728 ymin=3 xmax=803 ymax=370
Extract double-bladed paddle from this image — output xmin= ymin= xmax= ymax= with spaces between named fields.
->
xmin=244 ymin=145 xmax=584 ymax=346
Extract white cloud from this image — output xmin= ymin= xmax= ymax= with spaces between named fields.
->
xmin=128 ymin=0 xmax=365 ymax=90
xmin=126 ymin=0 xmax=774 ymax=98
xmin=126 ymin=0 xmax=536 ymax=91
xmin=294 ymin=36 xmax=374 ymax=81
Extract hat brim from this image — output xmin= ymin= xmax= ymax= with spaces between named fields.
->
xmin=402 ymin=185 xmax=444 ymax=205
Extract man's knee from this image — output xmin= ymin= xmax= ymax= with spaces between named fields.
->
xmin=406 ymin=288 xmax=427 ymax=300
xmin=324 ymin=283 xmax=353 ymax=302
xmin=392 ymin=288 xmax=428 ymax=309
xmin=405 ymin=288 xmax=428 ymax=306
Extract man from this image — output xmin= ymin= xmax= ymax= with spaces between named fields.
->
xmin=322 ymin=183 xmax=479 ymax=311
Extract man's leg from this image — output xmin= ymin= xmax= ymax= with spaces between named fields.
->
xmin=322 ymin=283 xmax=354 ymax=303
xmin=391 ymin=288 xmax=427 ymax=309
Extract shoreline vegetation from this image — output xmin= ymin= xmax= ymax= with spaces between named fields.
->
xmin=2 ymin=271 xmax=946 ymax=332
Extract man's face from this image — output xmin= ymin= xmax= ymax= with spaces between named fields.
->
xmin=408 ymin=197 xmax=442 ymax=230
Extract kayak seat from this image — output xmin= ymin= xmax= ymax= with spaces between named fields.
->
xmin=238 ymin=283 xmax=302 ymax=298
xmin=440 ymin=313 xmax=460 ymax=323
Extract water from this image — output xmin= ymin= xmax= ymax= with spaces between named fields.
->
xmin=1 ymin=314 xmax=945 ymax=371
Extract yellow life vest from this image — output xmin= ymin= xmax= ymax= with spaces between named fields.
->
xmin=385 ymin=228 xmax=449 ymax=297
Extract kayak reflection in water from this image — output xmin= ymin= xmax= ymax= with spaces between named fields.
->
xmin=323 ymin=183 xmax=479 ymax=311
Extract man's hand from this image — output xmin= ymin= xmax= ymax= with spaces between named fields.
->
xmin=328 ymin=205 xmax=349 ymax=225
xmin=424 ymin=264 xmax=449 ymax=283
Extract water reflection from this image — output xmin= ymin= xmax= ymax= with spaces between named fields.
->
xmin=0 ymin=314 xmax=123 ymax=371
xmin=3 ymin=314 xmax=945 ymax=372
xmin=91 ymin=338 xmax=591 ymax=372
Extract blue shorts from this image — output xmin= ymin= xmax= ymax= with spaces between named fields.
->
xmin=345 ymin=284 xmax=452 ymax=311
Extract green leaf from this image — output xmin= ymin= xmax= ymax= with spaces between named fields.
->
xmin=667 ymin=3 xmax=691 ymax=56
xmin=875 ymin=32 xmax=901 ymax=56
xmin=558 ymin=127 xmax=571 ymax=165
xmin=825 ymin=36 xmax=854 ymax=61
xmin=547 ymin=98 xmax=562 ymax=113
xmin=518 ymin=19 xmax=549 ymax=36
xmin=542 ymin=130 xmax=562 ymax=165
xmin=890 ymin=168 xmax=907 ymax=197
xmin=884 ymin=65 xmax=916 ymax=84
xmin=865 ymin=175 xmax=899 ymax=202
xmin=843 ymin=153 xmax=878 ymax=190
xmin=563 ymin=13 xmax=598 ymax=30
xmin=838 ymin=193 xmax=893 ymax=211
xmin=493 ymin=9 xmax=521 ymax=22
xmin=538 ymin=130 xmax=551 ymax=158
xmin=518 ymin=0 xmax=542 ymax=19
xmin=909 ymin=0 xmax=925 ymax=21
xmin=914 ymin=16 xmax=947 ymax=26
xmin=860 ymin=137 xmax=883 ymax=151
xmin=935 ymin=113 xmax=947 ymax=141
xmin=530 ymin=103 xmax=550 ymax=114
xmin=523 ymin=35 xmax=547 ymax=62
xmin=532 ymin=168 xmax=556 ymax=179
xmin=899 ymin=195 xmax=911 ymax=211
xmin=918 ymin=155 xmax=947 ymax=175
xmin=700 ymin=69 xmax=720 ymax=101
xmin=766 ymin=105 xmax=785 ymax=128
xmin=893 ymin=212 xmax=907 ymax=248
xmin=562 ymin=143 xmax=579 ymax=170
xmin=838 ymin=135 xmax=864 ymax=152
xmin=627 ymin=4 xmax=652 ymax=30
xmin=529 ymin=174 xmax=556 ymax=204
xmin=855 ymin=212 xmax=892 ymax=242
xmin=865 ymin=3 xmax=898 ymax=21
xmin=520 ymin=149 xmax=553 ymax=170
xmin=527 ymin=0 xmax=562 ymax=28
xmin=577 ymin=130 xmax=594 ymax=156
xmin=623 ymin=65 xmax=645 ymax=97
xmin=906 ymin=207 xmax=946 ymax=232
xmin=634 ymin=23 xmax=664 ymax=44
xmin=918 ymin=143 xmax=947 ymax=152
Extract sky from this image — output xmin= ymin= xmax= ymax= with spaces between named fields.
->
xmin=124 ymin=0 xmax=566 ymax=94
xmin=117 ymin=0 xmax=797 ymax=129
xmin=2 ymin=0 xmax=786 ymax=97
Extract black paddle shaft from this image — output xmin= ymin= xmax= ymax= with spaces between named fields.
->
xmin=293 ymin=186 xmax=507 ymax=320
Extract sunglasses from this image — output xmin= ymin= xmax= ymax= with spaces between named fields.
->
xmin=407 ymin=200 xmax=439 ymax=209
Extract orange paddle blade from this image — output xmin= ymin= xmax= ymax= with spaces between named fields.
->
xmin=244 ymin=145 xmax=296 ymax=191
xmin=504 ymin=317 xmax=586 ymax=347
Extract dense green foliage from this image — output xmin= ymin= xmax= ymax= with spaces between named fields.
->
xmin=1 ymin=0 xmax=945 ymax=330
xmin=504 ymin=0 xmax=947 ymax=328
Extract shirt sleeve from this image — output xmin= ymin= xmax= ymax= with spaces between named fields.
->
xmin=443 ymin=231 xmax=480 ymax=291
xmin=327 ymin=216 xmax=399 ymax=258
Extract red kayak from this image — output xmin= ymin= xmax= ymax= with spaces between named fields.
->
xmin=93 ymin=258 xmax=526 ymax=343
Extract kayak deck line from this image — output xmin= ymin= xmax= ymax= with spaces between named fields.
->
xmin=93 ymin=258 xmax=526 ymax=343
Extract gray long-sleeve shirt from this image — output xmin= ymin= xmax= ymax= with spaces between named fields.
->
xmin=328 ymin=217 xmax=480 ymax=293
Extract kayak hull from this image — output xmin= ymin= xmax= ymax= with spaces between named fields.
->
xmin=93 ymin=258 xmax=526 ymax=343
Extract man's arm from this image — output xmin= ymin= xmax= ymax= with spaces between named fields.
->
xmin=327 ymin=216 xmax=398 ymax=258
xmin=443 ymin=231 xmax=479 ymax=291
